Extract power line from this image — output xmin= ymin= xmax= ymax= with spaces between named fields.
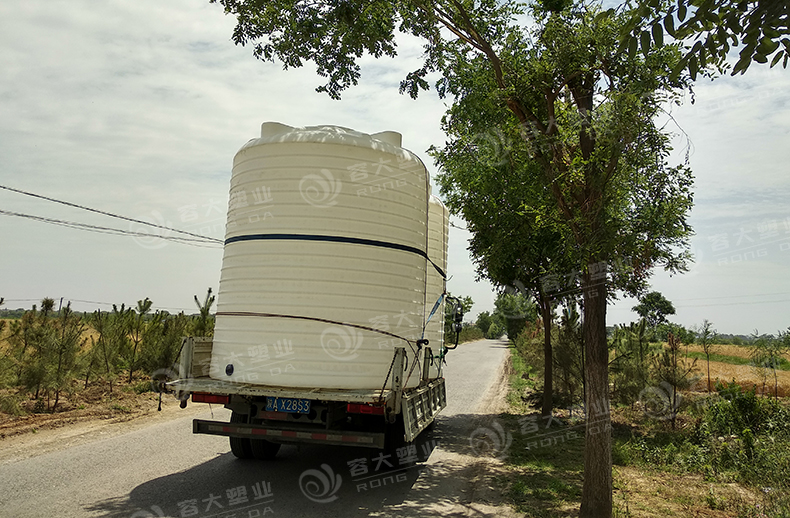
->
xmin=0 ymin=183 xmax=223 ymax=244
xmin=0 ymin=209 xmax=222 ymax=248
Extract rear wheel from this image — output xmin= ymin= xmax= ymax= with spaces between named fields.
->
xmin=367 ymin=415 xmax=409 ymax=468
xmin=250 ymin=438 xmax=281 ymax=460
xmin=229 ymin=412 xmax=253 ymax=459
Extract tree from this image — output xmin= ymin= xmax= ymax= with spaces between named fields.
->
xmin=619 ymin=0 xmax=790 ymax=79
xmin=632 ymin=291 xmax=676 ymax=328
xmin=212 ymin=2 xmax=696 ymax=515
xmin=429 ymin=8 xmax=694 ymax=513
xmin=435 ymin=106 xmax=575 ymax=417
xmin=610 ymin=319 xmax=654 ymax=406
xmin=554 ymin=303 xmax=585 ymax=408
xmin=50 ymin=303 xmax=87 ymax=412
xmin=475 ymin=311 xmax=493 ymax=336
xmin=192 ymin=287 xmax=216 ymax=337
xmin=696 ymin=319 xmax=716 ymax=392
xmin=751 ymin=329 xmax=790 ymax=400
xmin=0 ymin=297 xmax=5 ymax=337
xmin=650 ymin=332 xmax=698 ymax=428
xmin=128 ymin=297 xmax=153 ymax=383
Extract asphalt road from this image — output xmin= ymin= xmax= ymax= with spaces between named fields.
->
xmin=0 ymin=338 xmax=509 ymax=518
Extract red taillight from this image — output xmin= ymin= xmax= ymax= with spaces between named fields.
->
xmin=346 ymin=403 xmax=385 ymax=415
xmin=192 ymin=392 xmax=230 ymax=404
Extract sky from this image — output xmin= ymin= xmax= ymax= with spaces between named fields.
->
xmin=1 ymin=1 xmax=789 ymax=336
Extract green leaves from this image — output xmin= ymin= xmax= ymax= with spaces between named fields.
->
xmin=622 ymin=0 xmax=790 ymax=79
xmin=652 ymin=20 xmax=664 ymax=47
xmin=641 ymin=29 xmax=652 ymax=55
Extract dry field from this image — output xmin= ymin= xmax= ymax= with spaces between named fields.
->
xmin=674 ymin=342 xmax=790 ymax=397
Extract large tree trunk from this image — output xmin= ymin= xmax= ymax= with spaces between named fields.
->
xmin=579 ymin=269 xmax=612 ymax=518
xmin=540 ymin=293 xmax=553 ymax=416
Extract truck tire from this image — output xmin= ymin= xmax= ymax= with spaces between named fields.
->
xmin=229 ymin=412 xmax=253 ymax=459
xmin=250 ymin=438 xmax=281 ymax=460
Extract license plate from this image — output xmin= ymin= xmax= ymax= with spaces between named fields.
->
xmin=265 ymin=397 xmax=310 ymax=414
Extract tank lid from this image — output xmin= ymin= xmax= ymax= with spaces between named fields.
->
xmin=371 ymin=131 xmax=402 ymax=147
xmin=260 ymin=122 xmax=294 ymax=139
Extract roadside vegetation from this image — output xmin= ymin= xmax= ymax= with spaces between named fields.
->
xmin=495 ymin=295 xmax=790 ymax=517
xmin=0 ymin=291 xmax=215 ymax=422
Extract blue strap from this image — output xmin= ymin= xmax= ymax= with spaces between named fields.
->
xmin=420 ymin=292 xmax=446 ymax=340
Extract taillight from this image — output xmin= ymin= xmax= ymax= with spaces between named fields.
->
xmin=346 ymin=403 xmax=385 ymax=415
xmin=192 ymin=392 xmax=230 ymax=404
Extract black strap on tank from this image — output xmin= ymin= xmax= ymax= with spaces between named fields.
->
xmin=225 ymin=233 xmax=446 ymax=279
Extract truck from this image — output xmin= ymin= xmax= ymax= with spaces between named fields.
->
xmin=168 ymin=122 xmax=461 ymax=459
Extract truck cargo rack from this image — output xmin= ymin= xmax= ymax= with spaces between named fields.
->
xmin=169 ymin=377 xmax=395 ymax=405
xmin=402 ymin=378 xmax=446 ymax=442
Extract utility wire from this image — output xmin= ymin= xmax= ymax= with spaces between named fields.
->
xmin=0 ymin=209 xmax=222 ymax=248
xmin=0 ymin=184 xmax=223 ymax=244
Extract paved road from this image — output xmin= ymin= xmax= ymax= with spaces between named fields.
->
xmin=0 ymin=339 xmax=509 ymax=518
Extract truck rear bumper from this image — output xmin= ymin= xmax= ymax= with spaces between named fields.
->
xmin=193 ymin=418 xmax=386 ymax=449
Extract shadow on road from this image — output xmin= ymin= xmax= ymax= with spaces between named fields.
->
xmin=85 ymin=412 xmax=517 ymax=518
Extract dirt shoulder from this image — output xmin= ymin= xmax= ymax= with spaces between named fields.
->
xmin=0 ymin=391 xmax=207 ymax=465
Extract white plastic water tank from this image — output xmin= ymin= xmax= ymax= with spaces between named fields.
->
xmin=209 ymin=123 xmax=440 ymax=390
xmin=425 ymin=195 xmax=449 ymax=377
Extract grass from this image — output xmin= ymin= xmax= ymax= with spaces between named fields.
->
xmin=497 ymin=341 xmax=790 ymax=517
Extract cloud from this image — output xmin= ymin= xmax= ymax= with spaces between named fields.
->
xmin=0 ymin=1 xmax=788 ymax=332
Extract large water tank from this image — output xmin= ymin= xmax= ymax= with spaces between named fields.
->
xmin=424 ymin=195 xmax=449 ymax=378
xmin=209 ymin=123 xmax=446 ymax=390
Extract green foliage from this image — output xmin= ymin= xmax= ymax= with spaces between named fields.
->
xmin=697 ymin=319 xmax=716 ymax=392
xmin=0 ymin=293 xmax=214 ymax=413
xmin=512 ymin=320 xmax=545 ymax=379
xmin=654 ymin=322 xmax=696 ymax=344
xmin=191 ymin=287 xmax=216 ymax=337
xmin=0 ymin=300 xmax=88 ymax=411
xmin=510 ymin=304 xmax=584 ymax=410
xmin=457 ymin=325 xmax=485 ymax=344
xmin=750 ymin=329 xmax=790 ymax=399
xmin=475 ymin=311 xmax=493 ymax=337
xmin=616 ymin=384 xmax=790 ymax=498
xmin=486 ymin=321 xmax=506 ymax=339
xmin=632 ymin=291 xmax=676 ymax=328
xmin=494 ymin=291 xmax=537 ymax=341
xmin=49 ymin=304 xmax=87 ymax=411
xmin=618 ymin=0 xmax=790 ymax=78
xmin=610 ymin=320 xmax=657 ymax=406
xmin=553 ymin=304 xmax=584 ymax=407
xmin=651 ymin=332 xmax=699 ymax=428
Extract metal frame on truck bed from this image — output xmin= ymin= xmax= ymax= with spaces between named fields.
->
xmin=168 ymin=337 xmax=447 ymax=458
